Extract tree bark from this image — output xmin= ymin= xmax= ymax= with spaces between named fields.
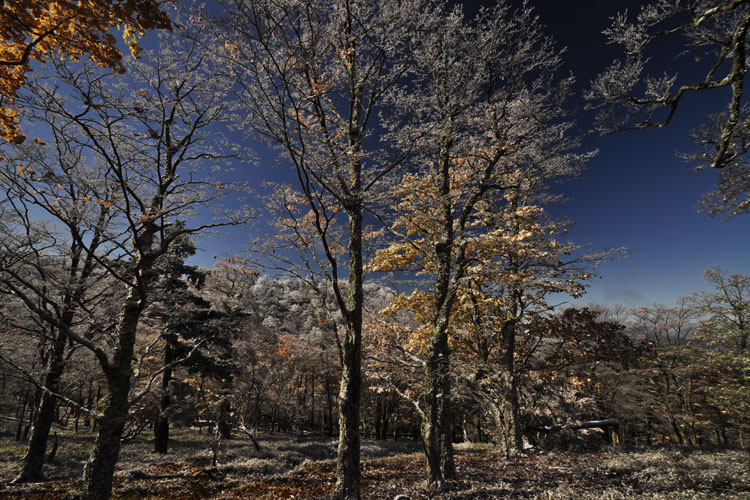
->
xmin=154 ymin=343 xmax=173 ymax=454
xmin=15 ymin=392 xmax=28 ymax=441
xmin=422 ymin=331 xmax=454 ymax=489
xmin=309 ymin=371 xmax=315 ymax=431
xmin=381 ymin=408 xmax=389 ymax=441
xmin=326 ymin=375 xmax=334 ymax=438
xmin=438 ymin=357 xmax=454 ymax=479
xmin=217 ymin=397 xmax=232 ymax=440
xmin=421 ymin=115 xmax=457 ymax=489
xmin=331 ymin=208 xmax=363 ymax=500
xmin=497 ymin=320 xmax=522 ymax=456
xmin=13 ymin=330 xmax=67 ymax=483
xmin=83 ymin=253 xmax=153 ymax=500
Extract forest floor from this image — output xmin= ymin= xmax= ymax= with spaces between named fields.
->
xmin=0 ymin=428 xmax=748 ymax=499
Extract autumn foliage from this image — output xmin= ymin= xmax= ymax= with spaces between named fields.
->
xmin=0 ymin=0 xmax=172 ymax=142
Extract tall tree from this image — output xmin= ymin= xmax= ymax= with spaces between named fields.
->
xmin=449 ymin=197 xmax=611 ymax=455
xmin=371 ymin=0 xmax=586 ymax=485
xmin=586 ymin=0 xmax=750 ymax=217
xmin=8 ymin=25 xmax=245 ymax=499
xmin=209 ymin=1 xmax=420 ymax=497
xmin=0 ymin=144 xmax=116 ymax=483
xmin=145 ymin=233 xmax=237 ymax=454
xmin=0 ymin=0 xmax=172 ymax=143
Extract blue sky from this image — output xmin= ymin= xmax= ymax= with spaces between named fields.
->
xmin=190 ymin=0 xmax=749 ymax=308
xmin=512 ymin=0 xmax=749 ymax=307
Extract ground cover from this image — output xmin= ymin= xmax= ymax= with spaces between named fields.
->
xmin=0 ymin=429 xmax=747 ymax=499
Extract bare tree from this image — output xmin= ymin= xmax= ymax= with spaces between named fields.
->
xmin=631 ymin=300 xmax=702 ymax=445
xmin=693 ymin=267 xmax=749 ymax=436
xmin=6 ymin=24 xmax=247 ymax=500
xmin=586 ymin=0 xmax=750 ymax=217
xmin=207 ymin=1 xmax=420 ymax=497
xmin=0 ymin=144 xmax=116 ymax=483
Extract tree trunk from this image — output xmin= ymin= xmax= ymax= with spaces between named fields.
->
xmin=83 ymin=397 xmax=128 ymax=500
xmin=498 ymin=377 xmax=522 ymax=455
xmin=421 ymin=113 xmax=459 ymax=489
xmin=664 ymin=401 xmax=685 ymax=445
xmin=382 ymin=400 xmax=393 ymax=441
xmin=154 ymin=343 xmax=173 ymax=454
xmin=331 ymin=325 xmax=362 ymax=499
xmin=83 ymin=269 xmax=150 ymax=500
xmin=438 ymin=363 xmax=454 ymax=479
xmin=498 ymin=321 xmax=522 ymax=456
xmin=374 ymin=397 xmax=382 ymax=441
xmin=153 ymin=407 xmax=170 ymax=454
xmin=14 ymin=394 xmax=27 ymax=442
xmin=23 ymin=386 xmax=41 ymax=441
xmin=82 ymin=374 xmax=131 ymax=500
xmin=309 ymin=371 xmax=315 ymax=431
xmin=326 ymin=376 xmax=334 ymax=438
xmin=46 ymin=432 xmax=58 ymax=462
xmin=91 ymin=385 xmax=101 ymax=432
xmin=330 ymin=208 xmax=363 ymax=500
xmin=13 ymin=330 xmax=68 ymax=482
xmin=217 ymin=397 xmax=232 ymax=440
xmin=422 ymin=332 xmax=453 ymax=489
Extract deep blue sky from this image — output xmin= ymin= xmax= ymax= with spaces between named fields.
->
xmin=501 ymin=0 xmax=749 ymax=307
xmin=192 ymin=0 xmax=749 ymax=308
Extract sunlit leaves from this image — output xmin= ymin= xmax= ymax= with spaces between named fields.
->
xmin=0 ymin=0 xmax=172 ymax=142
